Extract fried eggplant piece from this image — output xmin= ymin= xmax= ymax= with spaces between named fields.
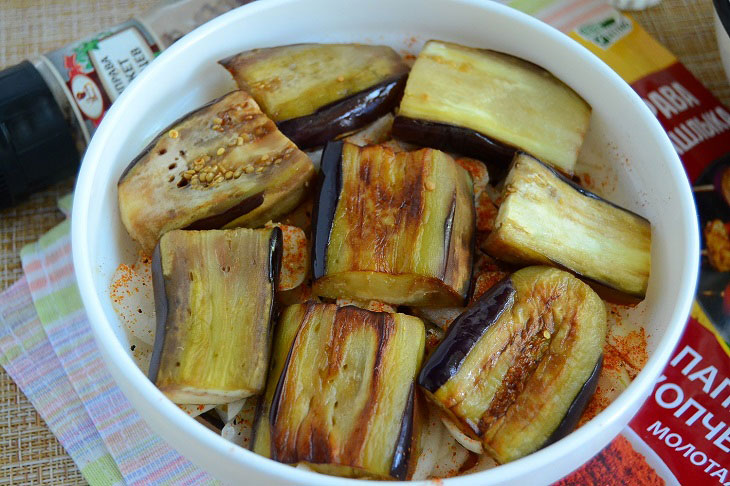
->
xmin=252 ymin=302 xmax=425 ymax=480
xmin=149 ymin=227 xmax=282 ymax=405
xmin=418 ymin=266 xmax=606 ymax=464
xmin=118 ymin=90 xmax=315 ymax=253
xmin=264 ymin=223 xmax=308 ymax=291
xmin=392 ymin=40 xmax=591 ymax=174
xmin=484 ymin=153 xmax=651 ymax=302
xmin=311 ymin=141 xmax=475 ymax=306
xmin=220 ymin=44 xmax=409 ymax=148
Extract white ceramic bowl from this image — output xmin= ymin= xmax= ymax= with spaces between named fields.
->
xmin=72 ymin=0 xmax=699 ymax=484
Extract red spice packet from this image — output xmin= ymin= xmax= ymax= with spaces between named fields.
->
xmin=504 ymin=1 xmax=730 ymax=484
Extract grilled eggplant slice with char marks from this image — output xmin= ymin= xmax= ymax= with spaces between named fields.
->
xmin=117 ymin=90 xmax=314 ymax=253
xmin=418 ymin=266 xmax=606 ymax=463
xmin=149 ymin=227 xmax=282 ymax=405
xmin=392 ymin=40 xmax=591 ymax=174
xmin=252 ymin=302 xmax=425 ymax=480
xmin=220 ymin=44 xmax=409 ymax=149
xmin=312 ymin=141 xmax=475 ymax=306
xmin=484 ymin=152 xmax=651 ymax=302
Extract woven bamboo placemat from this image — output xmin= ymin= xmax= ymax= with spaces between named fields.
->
xmin=1 ymin=0 xmax=729 ymax=484
xmin=0 ymin=3 xmax=156 ymax=484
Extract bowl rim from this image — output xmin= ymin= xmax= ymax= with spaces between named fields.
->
xmin=72 ymin=0 xmax=700 ymax=483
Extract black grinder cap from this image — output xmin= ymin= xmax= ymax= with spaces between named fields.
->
xmin=0 ymin=60 xmax=79 ymax=209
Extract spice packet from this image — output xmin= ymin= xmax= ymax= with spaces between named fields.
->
xmin=499 ymin=0 xmax=730 ymax=484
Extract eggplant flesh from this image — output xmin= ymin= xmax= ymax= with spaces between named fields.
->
xmin=277 ymin=76 xmax=406 ymax=149
xmin=418 ymin=266 xmax=607 ymax=464
xmin=253 ymin=302 xmax=425 ymax=480
xmin=221 ymin=44 xmax=409 ymax=149
xmin=117 ymin=90 xmax=315 ymax=253
xmin=484 ymin=152 xmax=651 ymax=302
xmin=311 ymin=141 xmax=475 ymax=306
xmin=220 ymin=44 xmax=409 ymax=121
xmin=544 ymin=356 xmax=602 ymax=448
xmin=393 ymin=40 xmax=591 ymax=174
xmin=149 ymin=227 xmax=282 ymax=405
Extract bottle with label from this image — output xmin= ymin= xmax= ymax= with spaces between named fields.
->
xmin=0 ymin=0 xmax=249 ymax=209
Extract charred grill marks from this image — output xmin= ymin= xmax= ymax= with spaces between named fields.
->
xmin=341 ymin=145 xmax=427 ymax=273
xmin=312 ymin=142 xmax=473 ymax=306
xmin=270 ymin=305 xmax=397 ymax=467
xmin=418 ymin=267 xmax=606 ymax=463
xmin=479 ymin=320 xmax=551 ymax=431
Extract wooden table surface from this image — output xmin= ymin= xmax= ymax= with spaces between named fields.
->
xmin=1 ymin=0 xmax=728 ymax=484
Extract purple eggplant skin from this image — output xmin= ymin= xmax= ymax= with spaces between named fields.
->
xmin=418 ymin=277 xmax=516 ymax=393
xmin=543 ymin=356 xmax=603 ymax=448
xmin=147 ymin=227 xmax=283 ymax=385
xmin=390 ymin=383 xmax=416 ymax=481
xmin=311 ymin=141 xmax=344 ymax=280
xmin=183 ymin=192 xmax=264 ymax=230
xmin=267 ymin=227 xmax=284 ymax=286
xmin=148 ymin=244 xmax=167 ymax=382
xmin=278 ymin=75 xmax=407 ymax=149
xmin=392 ymin=116 xmax=515 ymax=173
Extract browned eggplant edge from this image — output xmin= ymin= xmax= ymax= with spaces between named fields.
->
xmin=262 ymin=304 xmax=418 ymax=477
xmin=147 ymin=228 xmax=283 ymax=386
xmin=392 ymin=116 xmax=515 ymax=175
xmin=418 ymin=277 xmax=516 ymax=393
xmin=542 ymin=355 xmax=603 ymax=448
xmin=277 ymin=75 xmax=408 ymax=149
xmin=311 ymin=141 xmax=344 ymax=280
